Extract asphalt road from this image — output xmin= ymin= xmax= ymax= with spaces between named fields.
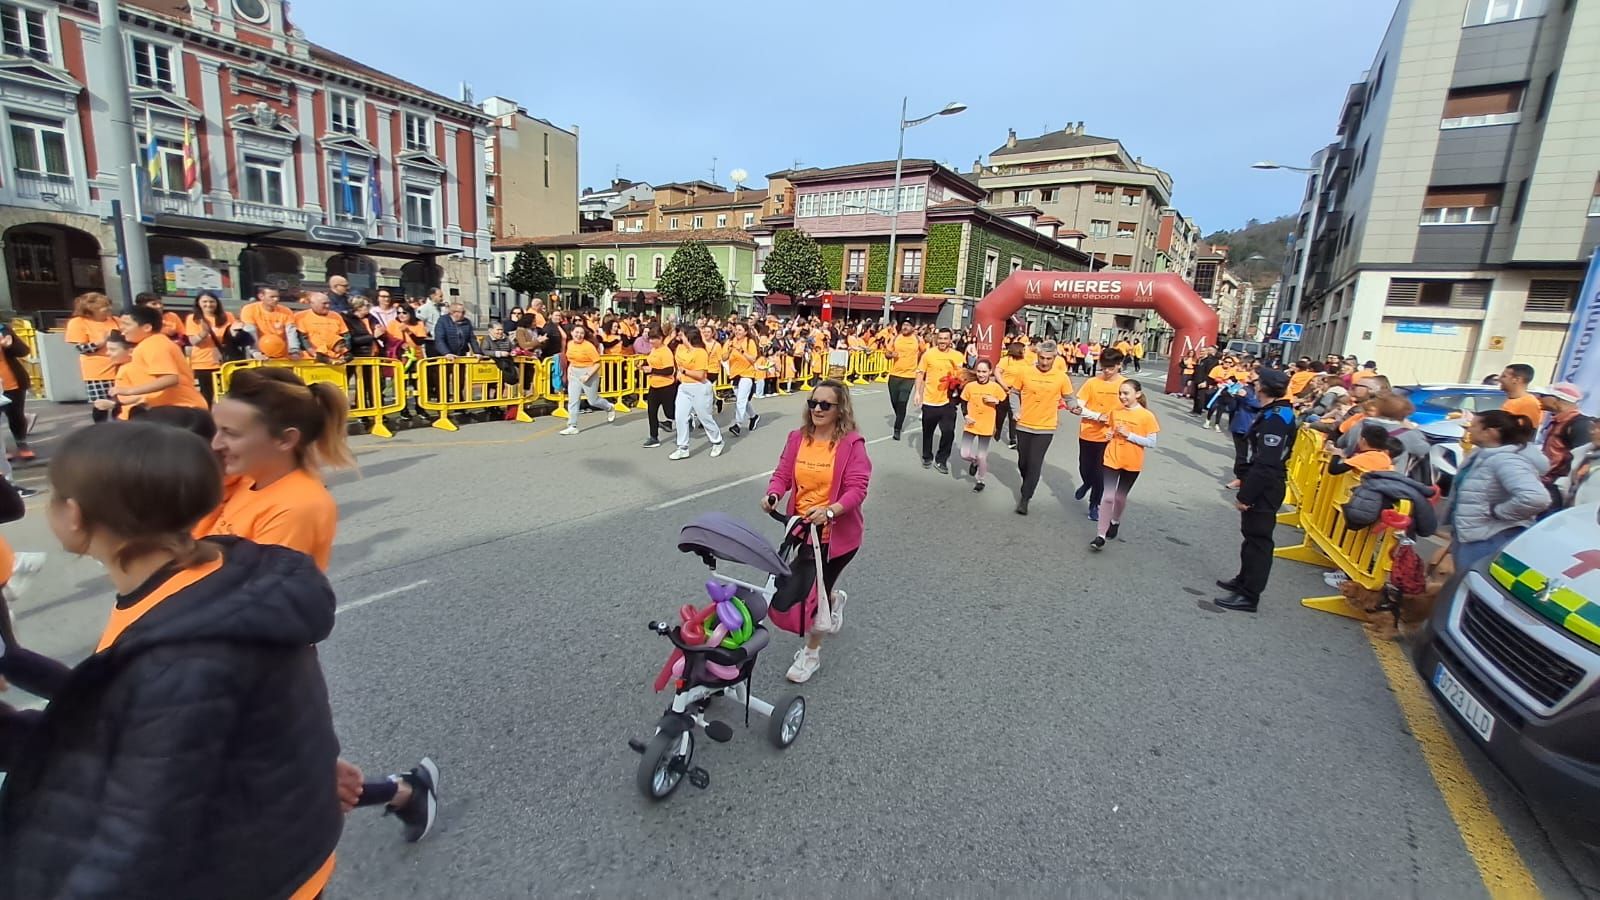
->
xmin=4 ymin=377 xmax=1592 ymax=898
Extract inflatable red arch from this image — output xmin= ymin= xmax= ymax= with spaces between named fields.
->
xmin=970 ymin=271 xmax=1219 ymax=394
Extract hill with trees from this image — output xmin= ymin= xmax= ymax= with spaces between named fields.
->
xmin=1202 ymin=215 xmax=1297 ymax=290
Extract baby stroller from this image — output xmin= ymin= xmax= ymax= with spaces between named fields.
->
xmin=629 ymin=510 xmax=820 ymax=801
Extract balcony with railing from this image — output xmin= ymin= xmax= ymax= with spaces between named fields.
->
xmin=10 ymin=170 xmax=80 ymax=207
xmin=233 ymin=200 xmax=315 ymax=229
xmin=148 ymin=190 xmax=204 ymax=218
xmin=405 ymin=223 xmax=438 ymax=245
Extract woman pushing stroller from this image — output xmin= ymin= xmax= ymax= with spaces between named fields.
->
xmin=761 ymin=378 xmax=872 ymax=684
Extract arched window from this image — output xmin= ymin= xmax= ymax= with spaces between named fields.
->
xmin=625 ymin=255 xmax=637 ymax=279
xmin=604 ymin=255 xmax=616 ymax=272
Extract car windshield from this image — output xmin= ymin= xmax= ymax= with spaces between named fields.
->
xmin=1416 ymin=391 xmax=1494 ymax=415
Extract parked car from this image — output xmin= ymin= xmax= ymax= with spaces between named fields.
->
xmin=1394 ymin=383 xmax=1508 ymax=426
xmin=1411 ymin=504 xmax=1600 ymax=856
xmin=1224 ymin=339 xmax=1263 ymax=360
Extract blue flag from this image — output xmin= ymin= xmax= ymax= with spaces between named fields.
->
xmin=340 ymin=151 xmax=354 ymax=216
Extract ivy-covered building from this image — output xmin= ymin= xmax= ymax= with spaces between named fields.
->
xmin=753 ymin=160 xmax=1094 ymax=328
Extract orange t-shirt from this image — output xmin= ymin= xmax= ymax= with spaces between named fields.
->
xmin=1501 ymin=394 xmax=1544 ymax=427
xmin=97 ymin=558 xmax=225 ymax=652
xmin=792 ymin=436 xmax=837 ymax=539
xmin=385 ymin=320 xmax=427 ymax=354
xmin=675 ymin=345 xmax=709 ymax=383
xmin=1344 ymin=449 xmax=1395 ymax=474
xmin=1338 ymin=413 xmax=1367 ymax=435
xmin=566 ymin=339 xmax=601 ymax=369
xmin=198 ymin=468 xmax=338 ymax=572
xmin=645 ymin=345 xmax=675 ymax=389
xmin=726 ymin=338 xmax=759 ymax=379
xmin=159 ymin=310 xmax=184 ymax=341
xmin=123 ymin=333 xmax=206 ymax=412
xmin=1007 ymin=366 xmax=1075 ymax=431
xmin=66 ymin=315 xmax=118 ymax=381
xmin=241 ymin=301 xmax=296 ymax=359
xmin=997 ymin=356 xmax=1030 ymax=390
xmin=961 ymin=379 xmax=1007 ymax=436
xmin=1077 ymin=375 xmax=1127 ymax=442
xmin=1288 ymin=369 xmax=1317 ymax=398
xmin=293 ymin=310 xmax=349 ymax=359
xmin=186 ymin=313 xmax=237 ymax=371
xmin=0 ymin=353 xmax=17 ymax=391
xmin=1103 ymin=405 xmax=1160 ymax=472
xmin=916 ymin=348 xmax=966 ymax=406
xmin=887 ymin=335 xmax=923 ymax=378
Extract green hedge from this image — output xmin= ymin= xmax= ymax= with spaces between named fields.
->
xmin=963 ymin=227 xmax=1087 ymax=297
xmin=818 ymin=244 xmax=845 ymax=291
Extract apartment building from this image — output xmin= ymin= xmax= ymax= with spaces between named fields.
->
xmin=1156 ymin=209 xmax=1200 ymax=280
xmin=578 ymin=178 xmax=653 ymax=230
xmin=610 ymin=181 xmax=768 ymax=233
xmin=481 ymin=96 xmax=577 ymax=241
xmin=1297 ymin=0 xmax=1600 ymax=384
xmin=0 ymin=0 xmax=498 ymax=318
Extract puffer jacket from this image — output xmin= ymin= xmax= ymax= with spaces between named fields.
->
xmin=1448 ymin=443 xmax=1551 ymax=543
xmin=1343 ymin=470 xmax=1439 ymax=537
xmin=1336 ymin=416 xmax=1431 ymax=479
xmin=0 ymin=538 xmax=341 ymax=900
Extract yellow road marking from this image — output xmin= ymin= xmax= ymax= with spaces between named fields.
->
xmin=1366 ymin=635 xmax=1543 ymax=899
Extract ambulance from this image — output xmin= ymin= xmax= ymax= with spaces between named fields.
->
xmin=1412 ymin=503 xmax=1600 ymax=849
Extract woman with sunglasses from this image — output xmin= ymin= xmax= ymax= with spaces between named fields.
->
xmin=762 ymin=379 xmax=872 ymax=684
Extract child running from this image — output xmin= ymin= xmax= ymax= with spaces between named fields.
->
xmin=959 ymin=359 xmax=1007 ymax=492
xmin=1090 ymin=379 xmax=1160 ymax=551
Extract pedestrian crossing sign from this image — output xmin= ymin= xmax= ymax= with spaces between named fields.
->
xmin=1277 ymin=323 xmax=1304 ymax=342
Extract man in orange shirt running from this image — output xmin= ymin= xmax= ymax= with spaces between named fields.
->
xmin=1071 ymin=347 xmax=1127 ymax=521
xmin=111 ymin=305 xmax=208 ymax=416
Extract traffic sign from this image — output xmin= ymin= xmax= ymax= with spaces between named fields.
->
xmin=1277 ymin=322 xmax=1304 ymax=342
xmin=307 ymin=223 xmax=366 ymax=247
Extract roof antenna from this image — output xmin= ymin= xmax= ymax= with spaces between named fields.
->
xmin=710 ymin=156 xmax=718 ymax=186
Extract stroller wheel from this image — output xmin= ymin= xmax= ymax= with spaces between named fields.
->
xmin=636 ymin=729 xmax=694 ymax=800
xmin=768 ymin=694 xmax=806 ymax=749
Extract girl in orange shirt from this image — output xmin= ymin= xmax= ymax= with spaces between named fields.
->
xmin=558 ymin=323 xmax=616 ymax=435
xmin=1091 ymin=380 xmax=1160 ymax=551
xmin=959 ymin=359 xmax=1008 ymax=492
xmin=200 ymin=367 xmax=440 ymax=845
xmin=186 ymin=291 xmax=239 ymax=407
xmin=65 ymin=291 xmax=119 ymax=423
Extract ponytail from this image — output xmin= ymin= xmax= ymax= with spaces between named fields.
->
xmin=308 ymin=381 xmax=354 ymax=470
xmin=1475 ymin=409 xmax=1536 ymax=446
xmin=226 ymin=367 xmax=356 ymax=471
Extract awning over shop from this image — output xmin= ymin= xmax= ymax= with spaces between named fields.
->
xmin=763 ymin=292 xmax=946 ymax=315
xmin=613 ymin=290 xmax=660 ymax=304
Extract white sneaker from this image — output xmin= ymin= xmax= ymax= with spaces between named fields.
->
xmin=559 ymin=425 xmax=579 ymax=436
xmin=785 ymin=647 xmax=820 ymax=683
xmin=607 ymin=409 xmax=617 ymax=423
xmin=1323 ymin=571 xmax=1350 ymax=588
xmin=668 ymin=448 xmax=690 ymax=460
xmin=829 ymin=590 xmax=848 ymax=633
xmin=7 ymin=552 xmax=44 ymax=605
xmin=709 ymin=442 xmax=724 ymax=458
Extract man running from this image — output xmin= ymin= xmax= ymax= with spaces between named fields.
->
xmin=885 ymin=320 xmax=921 ymax=440
xmin=913 ymin=328 xmax=965 ymax=474
xmin=1071 ymin=348 xmax=1126 ymax=521
xmin=1005 ymin=339 xmax=1076 ymax=515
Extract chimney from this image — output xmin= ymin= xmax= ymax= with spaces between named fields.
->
xmin=1006 ymin=128 xmax=1017 ymax=148
xmin=972 ymin=159 xmax=982 ymax=174
xmin=1075 ymin=121 xmax=1085 ymax=136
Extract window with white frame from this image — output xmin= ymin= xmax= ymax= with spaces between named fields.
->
xmin=1464 ymin=0 xmax=1544 ymax=26
xmin=652 ymin=254 xmax=665 ymax=278
xmin=1009 ymin=257 xmax=1023 ymax=274
xmin=742 ymin=212 xmax=755 ymax=227
xmin=129 ymin=38 xmax=176 ymax=92
xmin=1116 ymin=221 xmax=1137 ymax=238
xmin=1420 ymin=185 xmax=1501 ymax=225
xmin=404 ymin=184 xmax=436 ymax=234
xmin=845 ymin=248 xmax=866 ymax=287
xmin=329 ymin=93 xmax=361 ymax=135
xmin=1012 ymin=189 xmax=1032 ymax=204
xmin=1440 ymin=83 xmax=1524 ymax=128
xmin=329 ymin=164 xmax=367 ymax=219
xmin=614 ymin=218 xmax=624 ymax=232
xmin=625 ymin=255 xmax=637 ymax=279
xmin=9 ymin=115 xmax=69 ymax=177
xmin=562 ymin=256 xmax=573 ymax=277
xmin=1120 ymin=191 xmax=1141 ymax=206
xmin=242 ymin=155 xmax=285 ymax=206
xmin=796 ymin=194 xmax=816 ymax=217
xmin=1040 ymin=188 xmax=1058 ymax=203
xmin=983 ymin=250 xmax=998 ymax=288
xmin=604 ymin=255 xmax=616 ymax=272
xmin=403 ymin=113 xmax=431 ymax=152
xmin=841 ymin=188 xmax=868 ymax=213
xmin=669 ymin=216 xmax=679 ymax=230
xmin=898 ymin=248 xmax=922 ymax=292
xmin=897 ymin=184 xmax=926 ymax=212
xmin=1 ymin=3 xmax=50 ymax=62
xmin=868 ymin=187 xmax=895 ymax=212
xmin=691 ymin=215 xmax=704 ymax=229
xmin=1089 ymin=219 xmax=1110 ymax=238
xmin=716 ymin=214 xmax=727 ymax=228
xmin=147 ymin=137 xmax=184 ymax=191
xmin=585 ymin=254 xmax=596 ymax=270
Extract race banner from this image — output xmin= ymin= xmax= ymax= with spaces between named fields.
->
xmin=1555 ymin=249 xmax=1600 ymax=416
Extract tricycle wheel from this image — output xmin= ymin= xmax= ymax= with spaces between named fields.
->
xmin=768 ymin=694 xmax=806 ymax=749
xmin=636 ymin=729 xmax=694 ymax=800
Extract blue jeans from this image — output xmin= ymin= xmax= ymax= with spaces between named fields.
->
xmin=1450 ymin=527 xmax=1526 ymax=574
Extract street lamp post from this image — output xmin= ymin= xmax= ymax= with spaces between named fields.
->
xmin=881 ymin=97 xmax=966 ymax=324
xmin=1249 ymin=159 xmax=1321 ymax=339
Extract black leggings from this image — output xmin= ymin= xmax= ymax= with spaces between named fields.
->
xmin=646 ymin=384 xmax=676 ymax=441
xmin=2 ymin=388 xmax=26 ymax=446
xmin=887 ymin=376 xmax=914 ymax=432
xmin=811 ymin=545 xmax=857 ymax=631
xmin=1015 ymin=430 xmax=1054 ymax=500
xmin=1099 ymin=467 xmax=1140 ymax=526
xmin=1078 ymin=439 xmax=1108 ymax=506
xmin=196 ymin=370 xmax=217 ymax=407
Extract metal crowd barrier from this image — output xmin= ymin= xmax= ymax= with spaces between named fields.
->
xmin=414 ymin=356 xmax=540 ymax=431
xmin=215 ymin=358 xmax=410 ymax=437
xmin=1273 ymin=430 xmax=1412 ymax=619
xmin=1277 ymin=425 xmax=1326 ymax=528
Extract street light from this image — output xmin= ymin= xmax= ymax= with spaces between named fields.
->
xmin=1250 ymin=160 xmax=1318 ymax=174
xmin=880 ymin=97 xmax=966 ymax=323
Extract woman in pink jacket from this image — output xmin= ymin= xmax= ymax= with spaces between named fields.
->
xmin=762 ymin=378 xmax=872 ymax=684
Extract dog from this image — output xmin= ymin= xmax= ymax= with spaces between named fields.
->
xmin=1338 ymin=579 xmax=1441 ymax=641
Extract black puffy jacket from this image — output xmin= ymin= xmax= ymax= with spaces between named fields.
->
xmin=1342 ymin=470 xmax=1439 ymax=537
xmin=0 ymin=538 xmax=342 ymax=900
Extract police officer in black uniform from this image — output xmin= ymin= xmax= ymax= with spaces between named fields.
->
xmin=1206 ymin=368 xmax=1296 ymax=613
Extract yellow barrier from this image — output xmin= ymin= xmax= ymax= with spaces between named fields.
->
xmin=8 ymin=319 xmax=43 ymax=400
xmin=1277 ymin=425 xmax=1326 ymax=528
xmin=215 ymin=357 xmax=410 ymax=437
xmin=848 ymin=350 xmax=888 ymax=385
xmin=415 ymin=356 xmax=540 ymax=431
xmin=1273 ymin=439 xmax=1412 ymax=619
xmin=597 ymin=355 xmax=635 ymax=412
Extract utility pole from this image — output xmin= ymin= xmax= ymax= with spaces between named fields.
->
xmin=96 ymin=0 xmax=151 ymax=309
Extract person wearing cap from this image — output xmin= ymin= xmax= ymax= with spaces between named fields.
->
xmin=1537 ymin=382 xmax=1592 ymax=512
xmin=1207 ymin=367 xmax=1296 ymax=614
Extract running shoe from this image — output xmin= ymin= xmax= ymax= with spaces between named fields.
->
xmin=1323 ymin=571 xmax=1350 ymax=588
xmin=973 ymin=482 xmax=985 ymax=492
xmin=893 ymin=429 xmax=901 ymax=441
xmin=921 ymin=459 xmax=931 ymax=469
xmin=1015 ymin=498 xmax=1029 ymax=515
xmin=785 ymin=647 xmax=820 ymax=684
xmin=1088 ymin=505 xmax=1100 ymax=522
xmin=669 ymin=448 xmax=691 ymax=460
xmin=1090 ymin=536 xmax=1106 ymax=551
xmin=391 ymin=758 xmax=440 ymax=843
xmin=968 ymin=461 xmax=978 ymax=476
xmin=729 ymin=424 xmax=742 ymax=436
xmin=559 ymin=425 xmax=580 ymax=436
xmin=1074 ymin=483 xmax=1090 ymax=501
xmin=934 ymin=462 xmax=949 ymax=474
xmin=749 ymin=415 xmax=760 ymax=431
xmin=642 ymin=438 xmax=661 ymax=449
xmin=709 ymin=442 xmax=725 ymax=458
xmin=14 ymin=486 xmax=40 ymax=500
xmin=607 ymin=409 xmax=617 ymax=423
xmin=829 ymin=590 xmax=848 ymax=633
xmin=1107 ymin=523 xmax=1120 ymax=540
xmin=15 ymin=448 xmax=34 ymax=462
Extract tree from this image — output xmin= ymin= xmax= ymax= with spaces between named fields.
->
xmin=581 ymin=259 xmax=618 ymax=303
xmin=656 ymin=240 xmax=728 ymax=319
xmin=504 ymin=244 xmax=557 ymax=298
xmin=762 ymin=228 xmax=829 ymax=299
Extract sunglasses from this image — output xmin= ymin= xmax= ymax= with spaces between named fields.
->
xmin=806 ymin=399 xmax=837 ymax=411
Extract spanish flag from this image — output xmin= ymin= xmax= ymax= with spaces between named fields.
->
xmin=182 ymin=119 xmax=198 ymax=192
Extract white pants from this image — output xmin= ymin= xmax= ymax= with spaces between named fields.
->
xmin=567 ymin=366 xmax=614 ymax=420
xmin=734 ymin=376 xmax=758 ymax=424
xmin=675 ymin=381 xmax=722 ymax=448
